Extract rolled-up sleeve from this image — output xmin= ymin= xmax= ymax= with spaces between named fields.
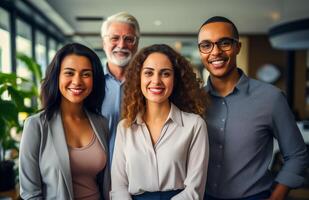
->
xmin=272 ymin=91 xmax=309 ymax=188
xmin=172 ymin=117 xmax=209 ymax=200
xmin=110 ymin=122 xmax=132 ymax=200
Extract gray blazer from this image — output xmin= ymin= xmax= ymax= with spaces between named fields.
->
xmin=19 ymin=109 xmax=110 ymax=200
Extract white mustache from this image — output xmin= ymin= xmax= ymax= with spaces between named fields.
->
xmin=112 ymin=48 xmax=131 ymax=54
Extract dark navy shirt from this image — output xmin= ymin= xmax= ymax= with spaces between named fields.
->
xmin=205 ymin=69 xmax=308 ymax=199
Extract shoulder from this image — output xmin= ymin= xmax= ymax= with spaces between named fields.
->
xmin=178 ymin=110 xmax=208 ymax=142
xmin=117 ymin=119 xmax=126 ymax=127
xmin=24 ymin=110 xmax=46 ymax=127
xmin=116 ymin=119 xmax=139 ymax=137
xmin=116 ymin=119 xmax=129 ymax=132
xmin=179 ymin=110 xmax=207 ymax=128
xmin=21 ymin=111 xmax=46 ymax=145
xmin=248 ymin=78 xmax=283 ymax=99
xmin=87 ymin=111 xmax=108 ymax=126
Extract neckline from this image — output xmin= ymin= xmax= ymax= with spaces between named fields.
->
xmin=69 ymin=132 xmax=96 ymax=151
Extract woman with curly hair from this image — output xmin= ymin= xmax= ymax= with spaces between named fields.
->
xmin=111 ymin=44 xmax=209 ymax=200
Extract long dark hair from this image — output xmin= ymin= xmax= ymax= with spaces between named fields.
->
xmin=41 ymin=43 xmax=105 ymax=120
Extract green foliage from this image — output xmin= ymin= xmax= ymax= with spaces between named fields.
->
xmin=0 ymin=53 xmax=42 ymax=161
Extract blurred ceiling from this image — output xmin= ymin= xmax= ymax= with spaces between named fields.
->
xmin=28 ymin=0 xmax=309 ymax=62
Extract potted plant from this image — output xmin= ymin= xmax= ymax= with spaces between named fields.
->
xmin=0 ymin=53 xmax=42 ymax=191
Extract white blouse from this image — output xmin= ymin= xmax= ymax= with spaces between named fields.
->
xmin=111 ymin=103 xmax=209 ymax=200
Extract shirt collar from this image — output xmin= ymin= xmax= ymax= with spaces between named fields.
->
xmin=103 ymin=62 xmax=113 ymax=77
xmin=205 ymin=68 xmax=249 ymax=96
xmin=103 ymin=62 xmax=125 ymax=84
xmin=235 ymin=69 xmax=250 ymax=94
xmin=134 ymin=103 xmax=183 ymax=127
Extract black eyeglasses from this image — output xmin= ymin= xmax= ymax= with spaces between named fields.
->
xmin=198 ymin=37 xmax=239 ymax=54
xmin=104 ymin=34 xmax=137 ymax=45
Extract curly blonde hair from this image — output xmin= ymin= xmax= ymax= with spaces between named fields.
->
xmin=122 ymin=44 xmax=208 ymax=127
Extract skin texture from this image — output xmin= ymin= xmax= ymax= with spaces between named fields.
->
xmin=140 ymin=52 xmax=174 ymax=145
xmin=141 ymin=52 xmax=174 ymax=106
xmin=103 ymin=22 xmax=138 ymax=80
xmin=59 ymin=54 xmax=93 ymax=106
xmin=198 ymin=21 xmax=290 ymax=200
xmin=122 ymin=44 xmax=208 ymax=127
xmin=198 ymin=22 xmax=241 ymax=96
xmin=58 ymin=54 xmax=95 ymax=148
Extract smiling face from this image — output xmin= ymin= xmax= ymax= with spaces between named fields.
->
xmin=103 ymin=22 xmax=138 ymax=67
xmin=59 ymin=54 xmax=93 ymax=106
xmin=198 ymin=22 xmax=241 ymax=80
xmin=141 ymin=52 xmax=174 ymax=106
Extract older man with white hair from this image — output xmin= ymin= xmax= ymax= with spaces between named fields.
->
xmin=101 ymin=12 xmax=140 ymax=163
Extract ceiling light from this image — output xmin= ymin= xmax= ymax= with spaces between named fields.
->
xmin=269 ymin=18 xmax=309 ymax=50
xmin=154 ymin=20 xmax=162 ymax=26
xmin=270 ymin=11 xmax=281 ymax=22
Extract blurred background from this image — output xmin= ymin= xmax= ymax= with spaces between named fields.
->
xmin=0 ymin=0 xmax=309 ymax=199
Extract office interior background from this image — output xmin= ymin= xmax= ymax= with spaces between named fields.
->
xmin=0 ymin=0 xmax=309 ymax=199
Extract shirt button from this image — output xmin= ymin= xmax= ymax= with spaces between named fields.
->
xmin=220 ymin=127 xmax=224 ymax=131
xmin=217 ymin=164 xmax=221 ymax=168
xmin=222 ymin=101 xmax=225 ymax=105
xmin=219 ymin=145 xmax=223 ymax=149
xmin=222 ymin=118 xmax=225 ymax=122
xmin=213 ymin=183 xmax=217 ymax=187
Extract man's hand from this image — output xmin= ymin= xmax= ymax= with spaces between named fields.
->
xmin=267 ymin=183 xmax=290 ymax=200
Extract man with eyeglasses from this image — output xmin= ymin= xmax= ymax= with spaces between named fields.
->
xmin=100 ymin=12 xmax=140 ymax=163
xmin=198 ymin=16 xmax=308 ymax=200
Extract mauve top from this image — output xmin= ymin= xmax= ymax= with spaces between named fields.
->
xmin=69 ymin=133 xmax=107 ymax=200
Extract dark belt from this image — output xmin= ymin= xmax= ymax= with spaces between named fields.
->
xmin=132 ymin=189 xmax=183 ymax=200
xmin=204 ymin=190 xmax=271 ymax=200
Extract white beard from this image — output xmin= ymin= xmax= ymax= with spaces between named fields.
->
xmin=106 ymin=47 xmax=133 ymax=67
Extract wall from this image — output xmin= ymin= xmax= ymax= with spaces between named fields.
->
xmin=247 ymin=35 xmax=307 ymax=120
xmin=237 ymin=37 xmax=249 ymax=74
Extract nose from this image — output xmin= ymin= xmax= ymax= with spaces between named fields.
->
xmin=211 ymin=43 xmax=223 ymax=55
xmin=117 ymin=37 xmax=127 ymax=48
xmin=72 ymin=74 xmax=82 ymax=85
xmin=152 ymin=73 xmax=161 ymax=84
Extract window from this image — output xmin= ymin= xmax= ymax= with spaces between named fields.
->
xmin=16 ymin=18 xmax=32 ymax=107
xmin=48 ymin=38 xmax=57 ymax=65
xmin=35 ymin=30 xmax=47 ymax=74
xmin=16 ymin=18 xmax=32 ymax=80
xmin=0 ymin=7 xmax=11 ymax=73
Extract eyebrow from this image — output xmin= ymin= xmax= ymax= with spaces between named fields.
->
xmin=142 ymin=67 xmax=173 ymax=71
xmin=63 ymin=67 xmax=92 ymax=71
xmin=200 ymin=37 xmax=236 ymax=43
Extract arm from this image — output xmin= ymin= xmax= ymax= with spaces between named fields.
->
xmin=110 ymin=122 xmax=132 ymax=200
xmin=268 ymin=184 xmax=289 ymax=200
xmin=172 ymin=117 xmax=209 ymax=200
xmin=271 ymin=91 xmax=309 ymax=197
xmin=19 ymin=116 xmax=43 ymax=200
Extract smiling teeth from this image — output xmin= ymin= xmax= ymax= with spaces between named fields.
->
xmin=149 ymin=88 xmax=163 ymax=93
xmin=212 ymin=60 xmax=224 ymax=64
xmin=69 ymin=88 xmax=83 ymax=95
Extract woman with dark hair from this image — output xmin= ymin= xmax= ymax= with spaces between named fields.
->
xmin=111 ymin=44 xmax=209 ymax=200
xmin=19 ymin=43 xmax=110 ymax=200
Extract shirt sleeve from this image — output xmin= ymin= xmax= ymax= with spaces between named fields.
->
xmin=110 ymin=122 xmax=132 ymax=200
xmin=272 ymin=91 xmax=309 ymax=188
xmin=172 ymin=116 xmax=209 ymax=200
xmin=19 ymin=117 xmax=44 ymax=200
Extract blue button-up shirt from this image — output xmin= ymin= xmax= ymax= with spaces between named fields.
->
xmin=101 ymin=64 xmax=124 ymax=163
xmin=205 ymin=69 xmax=308 ymax=199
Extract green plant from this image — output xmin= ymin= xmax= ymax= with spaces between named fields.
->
xmin=0 ymin=53 xmax=42 ymax=161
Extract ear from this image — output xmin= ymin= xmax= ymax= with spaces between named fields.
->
xmin=235 ymin=42 xmax=242 ymax=55
xmin=102 ymin=39 xmax=106 ymax=49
